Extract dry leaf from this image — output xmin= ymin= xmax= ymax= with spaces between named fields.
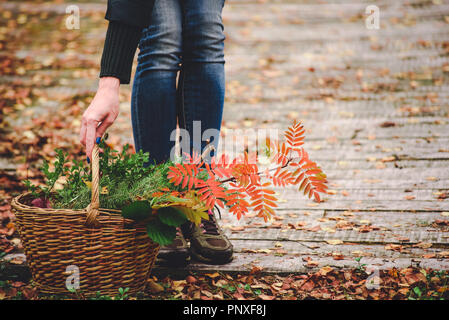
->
xmin=326 ymin=239 xmax=343 ymax=245
xmin=414 ymin=242 xmax=432 ymax=249
xmin=205 ymin=272 xmax=221 ymax=279
xmin=147 ymin=280 xmax=164 ymax=293
xmin=319 ymin=266 xmax=334 ymax=275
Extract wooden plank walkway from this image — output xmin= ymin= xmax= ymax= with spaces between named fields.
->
xmin=167 ymin=0 xmax=449 ymax=274
xmin=1 ymin=0 xmax=448 ymax=276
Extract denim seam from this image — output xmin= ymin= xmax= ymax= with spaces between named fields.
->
xmin=133 ymin=75 xmax=143 ymax=151
xmin=180 ymin=68 xmax=188 ymax=133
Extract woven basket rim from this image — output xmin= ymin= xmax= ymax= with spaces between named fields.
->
xmin=13 ymin=192 xmax=120 ymax=212
xmin=11 ymin=192 xmax=130 ymax=224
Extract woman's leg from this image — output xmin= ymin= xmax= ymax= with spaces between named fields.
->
xmin=131 ymin=0 xmax=183 ymax=164
xmin=177 ymin=0 xmax=226 ymax=161
xmin=177 ymin=0 xmax=233 ymax=265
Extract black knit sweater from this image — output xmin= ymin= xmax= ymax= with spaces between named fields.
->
xmin=99 ymin=0 xmax=155 ymax=84
xmin=99 ymin=21 xmax=142 ymax=84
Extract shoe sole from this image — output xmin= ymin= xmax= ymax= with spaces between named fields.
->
xmin=157 ymin=248 xmax=190 ymax=266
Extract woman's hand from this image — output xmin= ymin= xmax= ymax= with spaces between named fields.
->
xmin=79 ymin=77 xmax=120 ymax=162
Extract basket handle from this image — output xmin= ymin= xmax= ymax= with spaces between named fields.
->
xmin=85 ymin=144 xmax=101 ymax=227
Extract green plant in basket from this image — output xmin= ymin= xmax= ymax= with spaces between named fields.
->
xmin=25 ymin=121 xmax=329 ymax=246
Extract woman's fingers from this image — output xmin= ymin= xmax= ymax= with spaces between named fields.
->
xmin=95 ymin=113 xmax=115 ymax=141
xmin=85 ymin=119 xmax=98 ymax=161
xmin=79 ymin=117 xmax=87 ymax=147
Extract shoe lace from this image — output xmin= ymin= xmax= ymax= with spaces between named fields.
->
xmin=200 ymin=206 xmax=222 ymax=235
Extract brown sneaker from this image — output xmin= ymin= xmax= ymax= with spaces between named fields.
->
xmin=157 ymin=229 xmax=190 ymax=266
xmin=181 ymin=210 xmax=233 ymax=265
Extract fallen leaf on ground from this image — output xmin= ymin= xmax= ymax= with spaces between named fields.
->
xmin=326 ymin=239 xmax=343 ymax=245
xmin=414 ymin=242 xmax=432 ymax=249
xmin=147 ymin=280 xmax=164 ymax=293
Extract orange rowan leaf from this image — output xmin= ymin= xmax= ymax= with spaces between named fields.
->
xmin=284 ymin=120 xmax=306 ymax=150
xmin=165 ymin=120 xmax=328 ymax=222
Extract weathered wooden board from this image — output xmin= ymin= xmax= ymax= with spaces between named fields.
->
xmin=236 ymin=210 xmax=447 ymax=230
xmin=221 ymin=120 xmax=449 ymax=141
xmin=229 ymin=240 xmax=446 ymax=259
xmin=274 ymin=188 xmax=446 ymax=201
xmin=154 ymin=253 xmax=449 ymax=275
xmin=293 ymin=159 xmax=449 ymax=171
xmin=270 ymin=199 xmax=449 ymax=211
xmin=288 ymin=180 xmax=449 ymax=190
xmin=312 ymin=168 xmax=449 ymax=180
xmin=225 ymin=228 xmax=449 ymax=245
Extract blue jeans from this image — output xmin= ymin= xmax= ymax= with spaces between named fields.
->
xmin=131 ymin=0 xmax=226 ymax=164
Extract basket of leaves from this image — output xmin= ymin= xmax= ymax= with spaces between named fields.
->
xmin=11 ymin=120 xmax=328 ymax=296
xmin=11 ymin=143 xmax=162 ymax=296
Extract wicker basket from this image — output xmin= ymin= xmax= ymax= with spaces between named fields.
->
xmin=11 ymin=145 xmax=159 ymax=296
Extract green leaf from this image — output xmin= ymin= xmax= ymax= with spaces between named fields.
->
xmin=146 ymin=219 xmax=177 ymax=246
xmin=121 ymin=201 xmax=152 ymax=221
xmin=157 ymin=206 xmax=188 ymax=227
xmin=413 ymin=286 xmax=422 ymax=297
